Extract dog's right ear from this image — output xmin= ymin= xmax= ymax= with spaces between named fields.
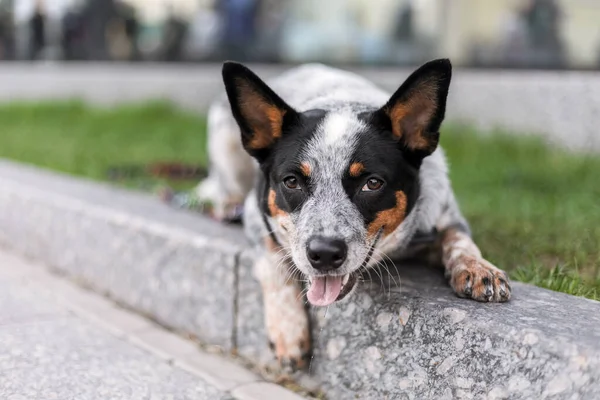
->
xmin=222 ymin=62 xmax=298 ymax=161
xmin=374 ymin=59 xmax=452 ymax=160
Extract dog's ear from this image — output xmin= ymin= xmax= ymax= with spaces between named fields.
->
xmin=375 ymin=59 xmax=452 ymax=158
xmin=222 ymin=62 xmax=298 ymax=161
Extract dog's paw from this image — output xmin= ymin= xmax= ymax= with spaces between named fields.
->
xmin=267 ymin=329 xmax=311 ymax=371
xmin=263 ymin=292 xmax=311 ymax=371
xmin=449 ymin=255 xmax=511 ymax=302
xmin=195 ymin=178 xmax=244 ymax=222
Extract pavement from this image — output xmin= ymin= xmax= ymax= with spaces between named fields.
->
xmin=0 ymin=249 xmax=303 ymax=400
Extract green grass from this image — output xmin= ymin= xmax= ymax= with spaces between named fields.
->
xmin=441 ymin=125 xmax=600 ymax=300
xmin=511 ymin=264 xmax=598 ymax=301
xmin=0 ymin=101 xmax=598 ymax=300
xmin=0 ymin=100 xmax=207 ymax=187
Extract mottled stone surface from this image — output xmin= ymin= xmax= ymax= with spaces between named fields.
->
xmin=0 ymin=161 xmax=243 ymax=349
xmin=1 ymin=161 xmax=600 ymax=399
xmin=308 ymin=266 xmax=600 ymax=400
xmin=236 ymin=253 xmax=600 ymax=399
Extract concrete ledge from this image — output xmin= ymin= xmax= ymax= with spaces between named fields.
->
xmin=0 ymin=159 xmax=243 ymax=350
xmin=1 ymin=159 xmax=599 ymax=399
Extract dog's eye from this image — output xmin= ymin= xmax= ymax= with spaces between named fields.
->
xmin=362 ymin=178 xmax=384 ymax=192
xmin=283 ymin=176 xmax=301 ymax=190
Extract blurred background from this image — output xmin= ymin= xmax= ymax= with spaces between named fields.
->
xmin=0 ymin=0 xmax=599 ymax=69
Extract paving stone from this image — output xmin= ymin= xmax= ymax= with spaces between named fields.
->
xmin=177 ymin=351 xmax=261 ymax=391
xmin=0 ymin=318 xmax=232 ymax=400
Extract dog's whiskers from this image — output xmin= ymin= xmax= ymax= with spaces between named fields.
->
xmin=297 ymin=286 xmax=309 ymax=301
xmin=372 ymin=262 xmax=387 ymax=296
xmin=272 ymin=252 xmax=295 ymax=287
xmin=285 ymin=267 xmax=302 ymax=287
xmin=354 ymin=246 xmax=402 ymax=300
xmin=372 ymin=248 xmax=401 ymax=289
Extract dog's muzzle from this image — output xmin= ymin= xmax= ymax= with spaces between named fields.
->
xmin=305 ymin=229 xmax=382 ymax=306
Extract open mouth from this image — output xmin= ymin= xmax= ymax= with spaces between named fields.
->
xmin=306 ymin=273 xmax=358 ymax=307
xmin=306 ymin=230 xmax=382 ymax=307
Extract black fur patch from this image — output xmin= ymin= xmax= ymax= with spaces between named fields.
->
xmin=342 ymin=118 xmax=421 ymax=228
xmin=257 ymin=109 xmax=327 ymax=217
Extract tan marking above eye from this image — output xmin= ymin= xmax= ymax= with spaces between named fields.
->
xmin=367 ymin=191 xmax=408 ymax=237
xmin=300 ymin=162 xmax=311 ymax=177
xmin=349 ymin=162 xmax=365 ymax=177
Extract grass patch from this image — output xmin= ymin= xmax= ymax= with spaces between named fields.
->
xmin=0 ymin=101 xmax=598 ymax=299
xmin=441 ymin=125 xmax=600 ymax=297
xmin=511 ymin=264 xmax=599 ymax=301
xmin=0 ymin=100 xmax=207 ymax=188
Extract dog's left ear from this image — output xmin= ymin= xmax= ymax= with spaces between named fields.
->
xmin=222 ymin=62 xmax=298 ymax=161
xmin=375 ymin=59 xmax=452 ymax=158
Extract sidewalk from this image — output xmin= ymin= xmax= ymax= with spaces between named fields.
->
xmin=0 ymin=250 xmax=302 ymax=400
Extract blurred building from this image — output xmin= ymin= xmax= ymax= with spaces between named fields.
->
xmin=439 ymin=0 xmax=600 ymax=69
xmin=277 ymin=0 xmax=600 ymax=69
xmin=2 ymin=0 xmax=600 ymax=69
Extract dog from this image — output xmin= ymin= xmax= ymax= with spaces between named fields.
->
xmin=197 ymin=59 xmax=511 ymax=368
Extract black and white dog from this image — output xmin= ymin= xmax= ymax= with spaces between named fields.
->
xmin=197 ymin=60 xmax=511 ymax=368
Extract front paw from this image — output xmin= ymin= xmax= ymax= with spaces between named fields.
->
xmin=266 ymin=320 xmax=311 ymax=371
xmin=449 ymin=256 xmax=511 ymax=302
xmin=262 ymin=288 xmax=311 ymax=371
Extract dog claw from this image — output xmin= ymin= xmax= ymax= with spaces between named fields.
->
xmin=265 ymin=315 xmax=311 ymax=371
xmin=450 ymin=256 xmax=512 ymax=303
xmin=270 ymin=341 xmax=310 ymax=372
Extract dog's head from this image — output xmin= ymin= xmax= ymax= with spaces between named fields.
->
xmin=223 ymin=60 xmax=451 ymax=306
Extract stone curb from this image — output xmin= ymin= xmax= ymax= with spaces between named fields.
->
xmin=0 ymin=248 xmax=303 ymax=400
xmin=1 ymin=159 xmax=600 ymax=399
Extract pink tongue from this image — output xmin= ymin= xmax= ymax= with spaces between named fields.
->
xmin=307 ymin=276 xmax=344 ymax=306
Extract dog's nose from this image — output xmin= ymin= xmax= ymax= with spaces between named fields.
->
xmin=307 ymin=237 xmax=347 ymax=271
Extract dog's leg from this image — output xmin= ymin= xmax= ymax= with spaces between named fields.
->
xmin=254 ymin=239 xmax=310 ymax=369
xmin=196 ymin=101 xmax=256 ymax=220
xmin=434 ymin=189 xmax=511 ymax=302
xmin=439 ymin=225 xmax=511 ymax=302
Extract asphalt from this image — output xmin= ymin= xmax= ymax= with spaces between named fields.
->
xmin=0 ymin=249 xmax=302 ymax=400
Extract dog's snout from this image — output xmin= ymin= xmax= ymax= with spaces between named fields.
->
xmin=307 ymin=237 xmax=347 ymax=271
